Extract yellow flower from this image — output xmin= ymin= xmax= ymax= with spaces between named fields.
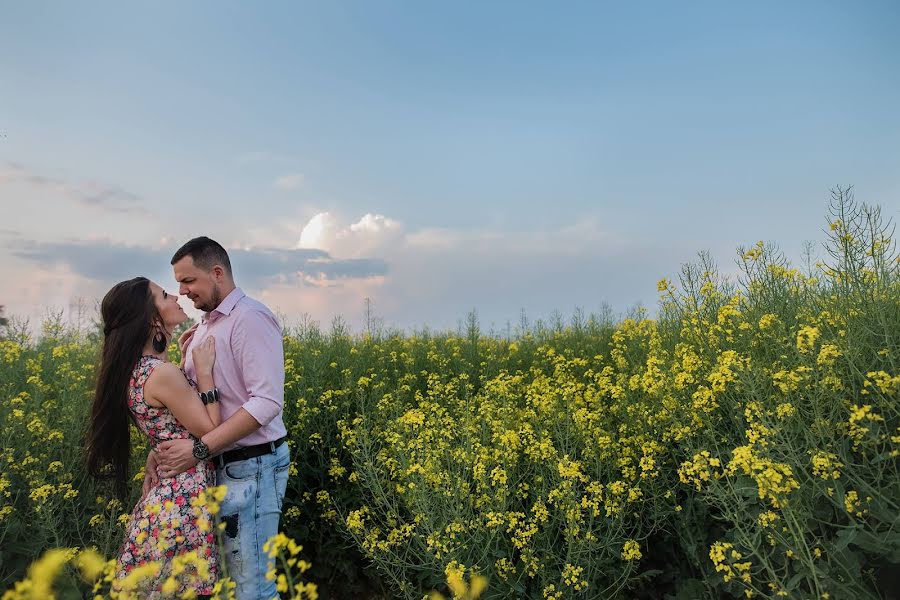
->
xmin=843 ymin=490 xmax=870 ymax=517
xmin=758 ymin=511 xmax=779 ymax=528
xmin=562 ymin=563 xmax=587 ymax=591
xmin=557 ymin=455 xmax=587 ymax=482
xmin=621 ymin=539 xmax=642 ymax=561
xmin=758 ymin=314 xmax=778 ymax=329
xmin=743 ymin=242 xmax=764 ymax=261
xmin=816 ymin=343 xmax=841 ymax=367
xmin=864 ymin=370 xmax=900 ymax=395
xmin=775 ymin=402 xmax=795 ymax=419
xmin=796 ymin=325 xmax=820 ymax=353
xmin=346 ymin=507 xmax=368 ymax=534
xmin=678 ymin=451 xmax=721 ymax=491
xmin=709 ymin=542 xmax=752 ymax=584
xmin=847 ymin=404 xmax=884 ymax=449
xmin=810 ymin=451 xmax=843 ymax=480
xmin=25 ymin=548 xmax=72 ymax=598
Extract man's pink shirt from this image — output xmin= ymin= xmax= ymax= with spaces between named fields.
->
xmin=183 ymin=287 xmax=287 ymax=451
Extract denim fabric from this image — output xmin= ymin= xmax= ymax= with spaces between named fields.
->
xmin=216 ymin=442 xmax=290 ymax=600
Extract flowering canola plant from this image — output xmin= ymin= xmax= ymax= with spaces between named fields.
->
xmin=2 ymin=190 xmax=898 ymax=599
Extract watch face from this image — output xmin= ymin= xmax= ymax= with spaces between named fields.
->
xmin=193 ymin=440 xmax=210 ymax=459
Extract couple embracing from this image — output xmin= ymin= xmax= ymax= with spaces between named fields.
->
xmin=85 ymin=236 xmax=289 ymax=599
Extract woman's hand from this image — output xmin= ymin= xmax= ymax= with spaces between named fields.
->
xmin=141 ymin=450 xmax=160 ymax=497
xmin=191 ymin=336 xmax=216 ymax=377
xmin=178 ymin=323 xmax=199 ymax=366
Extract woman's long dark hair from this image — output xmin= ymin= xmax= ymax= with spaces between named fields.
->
xmin=85 ymin=277 xmax=161 ymax=499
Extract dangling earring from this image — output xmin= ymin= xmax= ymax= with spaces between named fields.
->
xmin=152 ymin=327 xmax=167 ymax=353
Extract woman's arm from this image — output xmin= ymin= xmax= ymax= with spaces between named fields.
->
xmin=191 ymin=337 xmax=220 ymax=427
xmin=194 ymin=373 xmax=221 ymax=428
xmin=144 ymin=362 xmax=218 ymax=438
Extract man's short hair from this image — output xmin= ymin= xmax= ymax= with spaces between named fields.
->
xmin=170 ymin=236 xmax=233 ymax=275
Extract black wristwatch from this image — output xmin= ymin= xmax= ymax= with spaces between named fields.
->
xmin=199 ymin=388 xmax=220 ymax=405
xmin=192 ymin=438 xmax=211 ymax=460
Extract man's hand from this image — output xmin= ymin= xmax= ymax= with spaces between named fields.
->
xmin=141 ymin=450 xmax=160 ymax=497
xmin=156 ymin=438 xmax=200 ymax=478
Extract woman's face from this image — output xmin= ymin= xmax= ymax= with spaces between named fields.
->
xmin=149 ymin=281 xmax=187 ymax=331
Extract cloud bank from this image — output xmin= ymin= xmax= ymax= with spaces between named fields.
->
xmin=1 ymin=207 xmax=691 ymax=333
xmin=7 ymin=238 xmax=387 ymax=289
xmin=1 ymin=162 xmax=152 ymax=216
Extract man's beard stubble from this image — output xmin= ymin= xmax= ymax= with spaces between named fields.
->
xmin=200 ymin=284 xmax=222 ymax=313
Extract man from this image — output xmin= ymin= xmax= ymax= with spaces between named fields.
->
xmin=149 ymin=236 xmax=289 ymax=600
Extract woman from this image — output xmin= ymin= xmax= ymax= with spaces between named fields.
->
xmin=85 ymin=276 xmax=221 ymax=597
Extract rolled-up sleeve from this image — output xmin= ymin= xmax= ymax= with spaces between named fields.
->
xmin=232 ymin=309 xmax=284 ymax=426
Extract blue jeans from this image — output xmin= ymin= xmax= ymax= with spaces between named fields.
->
xmin=216 ymin=442 xmax=290 ymax=600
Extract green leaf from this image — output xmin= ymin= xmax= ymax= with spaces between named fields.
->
xmin=851 ymin=530 xmax=889 ymax=555
xmin=784 ymin=571 xmax=806 ymax=592
xmin=834 ymin=526 xmax=859 ymax=552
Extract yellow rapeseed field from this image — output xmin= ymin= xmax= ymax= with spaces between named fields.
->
xmin=1 ymin=192 xmax=898 ymax=599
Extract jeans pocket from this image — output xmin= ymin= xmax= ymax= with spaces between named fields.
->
xmin=223 ymin=459 xmax=256 ymax=481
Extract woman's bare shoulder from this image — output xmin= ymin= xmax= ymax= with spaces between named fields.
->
xmin=144 ymin=361 xmax=189 ymax=395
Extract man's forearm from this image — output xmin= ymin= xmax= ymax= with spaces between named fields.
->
xmin=200 ymin=408 xmax=261 ymax=455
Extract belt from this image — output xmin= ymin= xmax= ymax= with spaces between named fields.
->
xmin=215 ymin=436 xmax=287 ymax=467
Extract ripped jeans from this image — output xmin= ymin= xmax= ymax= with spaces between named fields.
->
xmin=216 ymin=442 xmax=290 ymax=600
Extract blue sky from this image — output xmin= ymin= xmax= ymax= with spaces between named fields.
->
xmin=2 ymin=1 xmax=899 ymax=332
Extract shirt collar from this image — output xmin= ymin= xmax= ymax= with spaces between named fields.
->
xmin=202 ymin=287 xmax=245 ymax=323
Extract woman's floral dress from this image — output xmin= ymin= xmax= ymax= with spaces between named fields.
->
xmin=114 ymin=355 xmax=218 ymax=596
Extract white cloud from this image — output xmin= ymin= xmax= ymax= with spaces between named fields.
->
xmin=297 ymin=212 xmax=403 ymax=258
xmin=297 ymin=212 xmax=340 ymax=251
xmin=273 ymin=173 xmax=304 ymax=190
